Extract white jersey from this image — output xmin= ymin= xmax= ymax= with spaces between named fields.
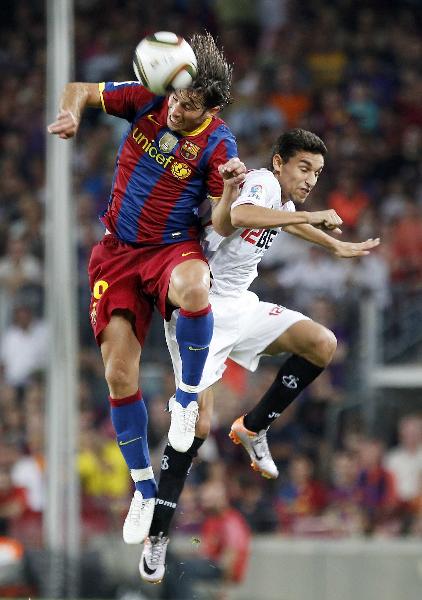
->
xmin=166 ymin=168 xmax=308 ymax=390
xmin=202 ymin=169 xmax=295 ymax=297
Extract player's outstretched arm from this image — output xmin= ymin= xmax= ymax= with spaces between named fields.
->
xmin=284 ymin=222 xmax=380 ymax=257
xmin=47 ymin=82 xmax=102 ymax=139
xmin=212 ymin=158 xmax=247 ymax=237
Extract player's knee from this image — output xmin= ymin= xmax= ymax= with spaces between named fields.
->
xmin=179 ymin=282 xmax=209 ymax=312
xmin=311 ymin=327 xmax=337 ymax=366
xmin=105 ymin=357 xmax=136 ymax=395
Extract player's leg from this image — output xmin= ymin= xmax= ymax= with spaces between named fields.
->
xmin=166 ymin=259 xmax=213 ymax=452
xmin=140 ymin=388 xmax=214 ymax=583
xmin=100 ymin=311 xmax=157 ymax=543
xmin=242 ymin=319 xmax=336 ymax=433
xmin=229 ymin=301 xmax=336 ymax=478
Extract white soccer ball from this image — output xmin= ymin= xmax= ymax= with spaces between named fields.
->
xmin=133 ymin=31 xmax=197 ymax=96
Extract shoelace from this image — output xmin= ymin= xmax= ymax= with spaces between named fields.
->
xmin=149 ymin=538 xmax=167 ymax=566
xmin=251 ymin=430 xmax=271 ymax=460
xmin=128 ymin=495 xmax=148 ymax=522
xmin=175 ymin=404 xmax=198 ymax=432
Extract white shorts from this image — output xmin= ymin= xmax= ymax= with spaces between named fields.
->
xmin=165 ymin=290 xmax=309 ymax=392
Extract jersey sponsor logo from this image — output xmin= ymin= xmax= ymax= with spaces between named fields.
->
xmin=240 ymin=228 xmax=278 ymax=251
xmin=155 ymin=497 xmax=177 ymax=509
xmin=171 ymin=161 xmax=191 ymax=179
xmin=159 ymin=131 xmax=178 ymax=153
xmin=132 ymin=127 xmax=175 ymax=168
xmin=119 ymin=435 xmax=143 ymax=446
xmin=180 ymin=140 xmax=201 ymax=160
xmin=269 ymin=305 xmax=285 ymax=316
xmin=282 ymin=375 xmax=299 ymax=389
xmin=181 ymin=251 xmax=199 ymax=257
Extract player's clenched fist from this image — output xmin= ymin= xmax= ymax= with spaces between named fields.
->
xmin=218 ymin=157 xmax=246 ymax=186
xmin=47 ymin=109 xmax=78 ymax=139
xmin=309 ymin=209 xmax=343 ymax=234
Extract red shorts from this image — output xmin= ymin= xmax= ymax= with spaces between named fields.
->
xmin=88 ymin=234 xmax=208 ymax=346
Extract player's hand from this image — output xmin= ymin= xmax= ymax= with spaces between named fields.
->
xmin=309 ymin=209 xmax=343 ymax=234
xmin=47 ymin=109 xmax=78 ymax=139
xmin=218 ymin=157 xmax=246 ymax=186
xmin=333 ymin=237 xmax=381 ymax=258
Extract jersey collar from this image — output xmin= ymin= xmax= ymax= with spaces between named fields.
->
xmin=180 ymin=116 xmax=212 ymax=137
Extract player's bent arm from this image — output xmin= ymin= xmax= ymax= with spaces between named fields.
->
xmin=211 ymin=182 xmax=240 ymax=237
xmin=47 ymin=82 xmax=102 ymax=139
xmin=284 ymin=223 xmax=380 ymax=257
xmin=284 ymin=222 xmax=339 ymax=251
xmin=213 ymin=158 xmax=247 ymax=236
xmin=231 ymin=204 xmax=312 ymax=229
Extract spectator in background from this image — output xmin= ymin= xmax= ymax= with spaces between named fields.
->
xmin=11 ymin=432 xmax=45 ymax=515
xmin=0 ymin=466 xmax=28 ymax=537
xmin=384 ymin=415 xmax=422 ymax=509
xmin=232 ymin=474 xmax=278 ymax=533
xmin=0 ymin=304 xmax=48 ymax=389
xmin=78 ymin=425 xmax=130 ymax=535
xmin=276 ymin=454 xmax=327 ymax=535
xmin=0 ymin=235 xmax=43 ymax=329
xmin=158 ymin=478 xmax=250 ymax=598
xmin=328 ymin=173 xmax=370 ymax=233
xmin=389 ymin=200 xmax=422 ymax=287
xmin=0 ymin=235 xmax=42 ymax=296
xmin=356 ymin=437 xmax=398 ymax=535
xmin=324 ymin=450 xmax=365 ymax=536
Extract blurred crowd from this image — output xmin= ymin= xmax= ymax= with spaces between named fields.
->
xmin=0 ymin=1 xmax=422 ymax=591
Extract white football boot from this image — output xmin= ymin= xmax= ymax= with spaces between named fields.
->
xmin=123 ymin=490 xmax=155 ymax=544
xmin=140 ymin=534 xmax=169 ymax=584
xmin=229 ymin=415 xmax=279 ymax=479
xmin=167 ymin=395 xmax=198 ymax=452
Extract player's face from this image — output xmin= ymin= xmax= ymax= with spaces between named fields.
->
xmin=273 ymin=151 xmax=324 ymax=204
xmin=167 ymin=91 xmax=219 ymax=133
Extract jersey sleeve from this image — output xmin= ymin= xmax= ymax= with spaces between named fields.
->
xmin=99 ymin=81 xmax=156 ymax=121
xmin=205 ymin=127 xmax=238 ymax=200
xmin=231 ymin=170 xmax=274 ymax=210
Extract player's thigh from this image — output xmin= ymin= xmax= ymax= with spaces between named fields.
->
xmin=264 ymin=318 xmax=330 ymax=357
xmin=100 ymin=310 xmax=142 ymax=373
xmin=229 ymin=302 xmax=309 ymax=370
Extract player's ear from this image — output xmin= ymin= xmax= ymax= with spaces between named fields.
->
xmin=272 ymin=153 xmax=283 ymax=174
xmin=206 ymin=105 xmax=220 ymax=118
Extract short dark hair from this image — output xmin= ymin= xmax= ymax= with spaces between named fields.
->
xmin=189 ymin=32 xmax=233 ymax=108
xmin=271 ymin=128 xmax=327 ymax=163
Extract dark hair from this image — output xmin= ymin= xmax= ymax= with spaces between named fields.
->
xmin=271 ymin=128 xmax=327 ymax=163
xmin=189 ymin=32 xmax=233 ymax=108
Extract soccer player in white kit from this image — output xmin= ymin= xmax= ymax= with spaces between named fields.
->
xmin=140 ymin=129 xmax=380 ymax=583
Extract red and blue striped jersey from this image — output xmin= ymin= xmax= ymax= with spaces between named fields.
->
xmin=98 ymin=81 xmax=238 ymax=245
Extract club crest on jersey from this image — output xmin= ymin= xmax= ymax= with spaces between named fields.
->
xmin=247 ymin=184 xmax=263 ymax=200
xmin=171 ymin=161 xmax=191 ymax=179
xmin=180 ymin=140 xmax=201 ymax=160
xmin=159 ymin=132 xmax=178 ymax=153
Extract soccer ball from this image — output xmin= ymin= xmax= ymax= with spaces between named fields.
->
xmin=133 ymin=31 xmax=197 ymax=96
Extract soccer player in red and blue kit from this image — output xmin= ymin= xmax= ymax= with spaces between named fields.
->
xmin=47 ymin=33 xmax=246 ymax=545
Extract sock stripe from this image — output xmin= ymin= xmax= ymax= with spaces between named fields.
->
xmin=179 ymin=304 xmax=211 ymax=318
xmin=109 ymin=389 xmax=141 ymax=407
